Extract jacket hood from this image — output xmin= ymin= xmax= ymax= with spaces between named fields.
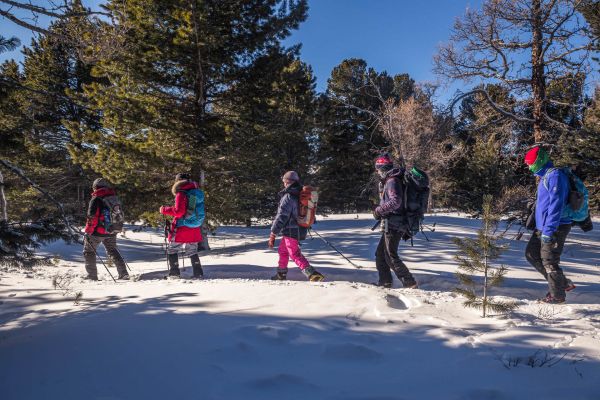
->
xmin=92 ymin=187 xmax=116 ymax=197
xmin=535 ymin=161 xmax=554 ymax=177
xmin=279 ymin=181 xmax=302 ymax=197
xmin=172 ymin=180 xmax=199 ymax=195
xmin=383 ymin=167 xmax=405 ymax=181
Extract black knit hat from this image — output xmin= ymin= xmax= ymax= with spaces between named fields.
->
xmin=175 ymin=173 xmax=191 ymax=181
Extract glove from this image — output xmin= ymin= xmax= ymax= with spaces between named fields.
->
xmin=159 ymin=206 xmax=165 ymax=214
xmin=268 ymin=232 xmax=276 ymax=249
xmin=372 ymin=206 xmax=382 ymax=220
xmin=541 ymin=234 xmax=554 ymax=244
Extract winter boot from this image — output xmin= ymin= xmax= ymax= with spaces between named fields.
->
xmin=167 ymin=253 xmax=181 ymax=277
xmin=401 ymin=277 xmax=418 ymax=289
xmin=375 ymin=281 xmax=393 ymax=289
xmin=118 ymin=273 xmax=130 ymax=280
xmin=302 ymin=265 xmax=324 ymax=282
xmin=271 ymin=269 xmax=287 ymax=281
xmin=84 ymin=275 xmax=99 ymax=281
xmin=190 ymin=254 xmax=203 ymax=279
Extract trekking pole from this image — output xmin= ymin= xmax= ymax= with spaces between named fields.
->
xmin=310 ymin=228 xmax=364 ymax=269
xmin=371 ymin=220 xmax=382 ymax=231
xmin=163 ymin=217 xmax=170 ymax=275
xmin=111 ymin=246 xmax=134 ymax=273
xmin=85 ymin=234 xmax=117 ymax=283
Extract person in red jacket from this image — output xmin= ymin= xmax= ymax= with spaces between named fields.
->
xmin=159 ymin=173 xmax=205 ymax=278
xmin=83 ymin=178 xmax=128 ymax=280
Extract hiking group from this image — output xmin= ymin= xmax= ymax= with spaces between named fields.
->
xmin=82 ymin=145 xmax=592 ymax=303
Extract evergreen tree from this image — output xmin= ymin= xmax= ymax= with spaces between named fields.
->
xmin=315 ymin=58 xmax=415 ymax=212
xmin=0 ymin=5 xmax=97 ymax=267
xmin=453 ymin=195 xmax=518 ymax=317
xmin=69 ymin=0 xmax=309 ymax=222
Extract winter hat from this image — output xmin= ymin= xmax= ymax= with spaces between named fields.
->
xmin=282 ymin=171 xmax=300 ymax=182
xmin=524 ymin=146 xmax=550 ymax=173
xmin=375 ymin=154 xmax=393 ymax=171
xmin=175 ymin=173 xmax=191 ymax=181
xmin=92 ymin=178 xmax=110 ymax=189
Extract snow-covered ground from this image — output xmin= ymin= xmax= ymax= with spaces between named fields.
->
xmin=1 ymin=213 xmax=599 ymax=400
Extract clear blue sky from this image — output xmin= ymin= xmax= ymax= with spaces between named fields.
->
xmin=285 ymin=0 xmax=482 ymax=100
xmin=1 ymin=0 xmax=482 ymax=102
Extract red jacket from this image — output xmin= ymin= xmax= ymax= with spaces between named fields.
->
xmin=84 ymin=188 xmax=116 ymax=236
xmin=160 ymin=180 xmax=202 ymax=243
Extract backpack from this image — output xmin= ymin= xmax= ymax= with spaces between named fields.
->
xmin=177 ymin=188 xmax=205 ymax=228
xmin=403 ymin=167 xmax=430 ymax=235
xmin=100 ymin=195 xmax=124 ymax=234
xmin=297 ymin=186 xmax=318 ymax=228
xmin=543 ymin=167 xmax=590 ymax=223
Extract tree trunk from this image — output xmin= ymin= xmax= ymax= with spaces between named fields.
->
xmin=191 ymin=0 xmax=206 ymax=134
xmin=0 ymin=170 xmax=7 ymax=222
xmin=531 ymin=0 xmax=546 ymax=143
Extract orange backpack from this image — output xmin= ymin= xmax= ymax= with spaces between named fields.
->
xmin=297 ymin=185 xmax=318 ymax=228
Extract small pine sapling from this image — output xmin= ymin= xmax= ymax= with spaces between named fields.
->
xmin=452 ymin=195 xmax=518 ymax=317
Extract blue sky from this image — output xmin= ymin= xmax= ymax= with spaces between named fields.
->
xmin=284 ymin=0 xmax=483 ymax=99
xmin=1 ymin=0 xmax=481 ymax=102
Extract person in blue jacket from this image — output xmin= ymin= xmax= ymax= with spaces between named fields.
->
xmin=524 ymin=146 xmax=575 ymax=303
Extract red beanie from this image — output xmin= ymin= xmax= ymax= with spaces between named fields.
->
xmin=524 ymin=147 xmax=540 ymax=166
xmin=375 ymin=155 xmax=393 ymax=169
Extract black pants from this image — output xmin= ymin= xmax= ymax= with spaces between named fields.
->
xmin=525 ymin=224 xmax=571 ymax=299
xmin=375 ymin=231 xmax=415 ymax=286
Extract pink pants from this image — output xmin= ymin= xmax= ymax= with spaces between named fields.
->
xmin=277 ymin=236 xmax=310 ymax=270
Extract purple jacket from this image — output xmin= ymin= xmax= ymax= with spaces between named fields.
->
xmin=375 ymin=168 xmax=408 ymax=232
xmin=375 ymin=168 xmax=405 ymax=217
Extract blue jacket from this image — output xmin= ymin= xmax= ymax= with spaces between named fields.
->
xmin=535 ymin=162 xmax=572 ymax=236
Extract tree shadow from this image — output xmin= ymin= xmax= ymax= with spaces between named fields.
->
xmin=1 ymin=289 xmax=599 ymax=400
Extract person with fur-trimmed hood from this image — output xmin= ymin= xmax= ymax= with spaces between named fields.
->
xmin=159 ymin=173 xmax=205 ymax=278
xmin=372 ymin=155 xmax=418 ymax=289
xmin=269 ymin=171 xmax=324 ymax=282
xmin=83 ymin=178 xmax=128 ymax=280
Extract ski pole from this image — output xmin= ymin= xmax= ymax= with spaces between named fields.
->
xmin=85 ymin=235 xmax=117 ymax=283
xmin=310 ymin=228 xmax=364 ymax=269
xmin=163 ymin=217 xmax=170 ymax=275
xmin=371 ymin=220 xmax=382 ymax=231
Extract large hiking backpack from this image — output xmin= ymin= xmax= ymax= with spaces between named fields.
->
xmin=100 ymin=195 xmax=125 ymax=234
xmin=543 ymin=167 xmax=591 ymax=227
xmin=404 ymin=167 xmax=430 ymax=235
xmin=297 ymin=186 xmax=318 ymax=228
xmin=178 ymin=188 xmax=205 ymax=228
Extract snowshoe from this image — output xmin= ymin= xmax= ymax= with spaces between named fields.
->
xmin=308 ymin=271 xmax=325 ymax=282
xmin=565 ymin=279 xmax=576 ymax=292
xmin=271 ymin=270 xmax=287 ymax=281
xmin=538 ymin=293 xmax=565 ymax=304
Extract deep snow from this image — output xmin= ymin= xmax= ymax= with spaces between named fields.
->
xmin=1 ymin=213 xmax=599 ymax=400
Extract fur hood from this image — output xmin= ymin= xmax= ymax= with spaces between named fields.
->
xmin=171 ymin=180 xmax=199 ymax=196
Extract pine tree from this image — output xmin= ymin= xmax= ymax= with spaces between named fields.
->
xmin=68 ymin=0 xmax=309 ymax=223
xmin=452 ymin=194 xmax=518 ymax=317
xmin=315 ymin=59 xmax=415 ymax=212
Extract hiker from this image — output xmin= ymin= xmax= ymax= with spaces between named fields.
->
xmin=269 ymin=171 xmax=324 ymax=282
xmin=372 ymin=155 xmax=418 ymax=289
xmin=83 ymin=178 xmax=128 ymax=280
xmin=524 ymin=146 xmax=576 ymax=303
xmin=159 ymin=173 xmax=205 ymax=278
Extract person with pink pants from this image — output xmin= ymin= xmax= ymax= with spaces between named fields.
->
xmin=268 ymin=171 xmax=324 ymax=282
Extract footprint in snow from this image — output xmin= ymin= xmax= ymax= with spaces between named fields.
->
xmin=321 ymin=343 xmax=383 ymax=362
xmin=247 ymin=373 xmax=318 ymax=391
xmin=385 ymin=294 xmax=408 ymax=310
